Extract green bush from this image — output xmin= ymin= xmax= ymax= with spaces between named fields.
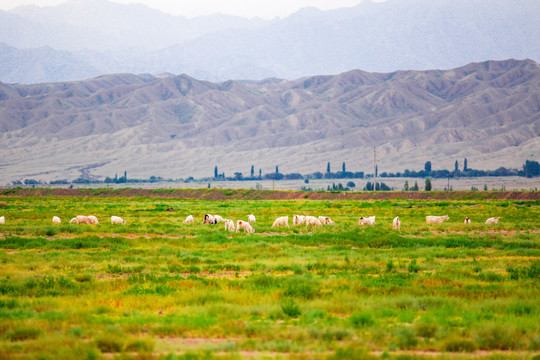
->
xmin=442 ymin=337 xmax=477 ymax=352
xmin=281 ymin=299 xmax=301 ymax=318
xmin=350 ymin=311 xmax=375 ymax=328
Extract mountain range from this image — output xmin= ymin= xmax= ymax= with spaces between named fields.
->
xmin=1 ymin=0 xmax=540 ymax=83
xmin=0 ymin=59 xmax=538 ymax=184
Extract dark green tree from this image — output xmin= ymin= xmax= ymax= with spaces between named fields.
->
xmin=464 ymin=158 xmax=468 ymax=171
xmin=425 ymin=178 xmax=432 ymax=191
xmin=523 ymin=160 xmax=540 ymax=177
xmin=404 ymin=180 xmax=409 ymax=191
xmin=250 ymin=165 xmax=254 ymax=178
xmin=327 ymin=162 xmax=331 ymax=173
xmin=455 ymin=160 xmax=459 ymax=172
xmin=342 ymin=162 xmax=346 ymax=172
xmin=412 ymin=181 xmax=419 ymax=191
xmin=214 ymin=166 xmax=218 ymax=178
xmin=424 ymin=161 xmax=432 ymax=172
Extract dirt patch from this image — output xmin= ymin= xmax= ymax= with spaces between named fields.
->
xmin=1 ymin=187 xmax=539 ymax=201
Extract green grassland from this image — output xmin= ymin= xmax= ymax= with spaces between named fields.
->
xmin=0 ymin=192 xmax=538 ymax=359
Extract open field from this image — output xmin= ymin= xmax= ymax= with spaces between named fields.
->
xmin=0 ymin=190 xmax=539 ymax=359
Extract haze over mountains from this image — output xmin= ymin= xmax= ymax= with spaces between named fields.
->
xmin=1 ymin=0 xmax=539 ymax=83
xmin=0 ymin=59 xmax=539 ymax=184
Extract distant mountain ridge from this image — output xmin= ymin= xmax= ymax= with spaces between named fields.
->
xmin=0 ymin=59 xmax=538 ymax=184
xmin=1 ymin=0 xmax=539 ymax=83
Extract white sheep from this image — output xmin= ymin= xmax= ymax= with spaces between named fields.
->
xmin=293 ymin=215 xmax=305 ymax=225
xmin=52 ymin=216 xmax=61 ymax=224
xmin=236 ymin=220 xmax=254 ymax=233
xmin=392 ymin=216 xmax=400 ymax=230
xmin=358 ymin=216 xmax=376 ymax=225
xmin=485 ymin=217 xmax=500 ymax=224
xmin=425 ymin=215 xmax=449 ymax=224
xmin=248 ymin=214 xmax=256 ymax=223
xmin=203 ymin=214 xmax=215 ymax=224
xmin=305 ymin=216 xmax=322 ymax=226
xmin=224 ymin=219 xmax=236 ymax=231
xmin=183 ymin=215 xmax=194 ymax=224
xmin=213 ymin=215 xmax=225 ymax=223
xmin=0 ymin=216 xmax=5 ymax=224
xmin=111 ymin=216 xmax=126 ymax=224
xmin=88 ymin=215 xmax=99 ymax=224
xmin=318 ymin=216 xmax=335 ymax=225
xmin=72 ymin=215 xmax=96 ymax=224
xmin=272 ymin=216 xmax=289 ymax=227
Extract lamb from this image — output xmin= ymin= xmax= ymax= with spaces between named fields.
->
xmin=111 ymin=216 xmax=126 ymax=224
xmin=464 ymin=217 xmax=471 ymax=224
xmin=392 ymin=216 xmax=400 ymax=230
xmin=248 ymin=214 xmax=256 ymax=223
xmin=0 ymin=216 xmax=4 ymax=224
xmin=358 ymin=216 xmax=376 ymax=225
xmin=88 ymin=215 xmax=99 ymax=224
xmin=293 ymin=215 xmax=305 ymax=225
xmin=272 ymin=216 xmax=289 ymax=227
xmin=213 ymin=215 xmax=225 ymax=223
xmin=305 ymin=216 xmax=322 ymax=226
xmin=224 ymin=219 xmax=236 ymax=231
xmin=203 ymin=214 xmax=216 ymax=224
xmin=485 ymin=217 xmax=500 ymax=224
xmin=236 ymin=220 xmax=254 ymax=233
xmin=318 ymin=216 xmax=335 ymax=225
xmin=183 ymin=215 xmax=194 ymax=224
xmin=425 ymin=215 xmax=449 ymax=224
xmin=52 ymin=216 xmax=61 ymax=224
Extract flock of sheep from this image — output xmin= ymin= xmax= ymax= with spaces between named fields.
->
xmin=176 ymin=213 xmax=501 ymax=233
xmin=0 ymin=214 xmax=500 ymax=232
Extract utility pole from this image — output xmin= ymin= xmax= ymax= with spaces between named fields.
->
xmin=373 ymin=147 xmax=377 ymax=191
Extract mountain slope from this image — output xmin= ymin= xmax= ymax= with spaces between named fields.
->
xmin=0 ymin=0 xmax=539 ymax=83
xmin=0 ymin=59 xmax=538 ymax=184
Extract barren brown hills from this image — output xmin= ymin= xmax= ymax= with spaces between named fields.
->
xmin=0 ymin=59 xmax=539 ymax=184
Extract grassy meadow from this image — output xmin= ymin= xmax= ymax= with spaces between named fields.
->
xmin=0 ymin=191 xmax=538 ymax=359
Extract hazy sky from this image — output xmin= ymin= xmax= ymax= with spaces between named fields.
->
xmin=0 ymin=0 xmax=386 ymax=19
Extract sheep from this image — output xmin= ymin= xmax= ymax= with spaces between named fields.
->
xmin=203 ymin=214 xmax=216 ymax=224
xmin=305 ymin=216 xmax=322 ymax=226
xmin=88 ymin=215 xmax=99 ymax=224
xmin=318 ymin=216 xmax=335 ymax=225
xmin=224 ymin=219 xmax=236 ymax=231
xmin=183 ymin=215 xmax=194 ymax=224
xmin=464 ymin=217 xmax=471 ymax=224
xmin=52 ymin=216 xmax=61 ymax=224
xmin=236 ymin=220 xmax=254 ymax=233
xmin=69 ymin=217 xmax=77 ymax=224
xmin=71 ymin=215 xmax=97 ymax=224
xmin=392 ymin=216 xmax=400 ymax=230
xmin=0 ymin=216 xmax=4 ymax=224
xmin=425 ymin=215 xmax=449 ymax=224
xmin=272 ymin=216 xmax=289 ymax=227
xmin=248 ymin=214 xmax=256 ymax=223
xmin=293 ymin=215 xmax=305 ymax=225
xmin=485 ymin=217 xmax=500 ymax=224
xmin=213 ymin=215 xmax=225 ymax=223
xmin=111 ymin=216 xmax=126 ymax=224
xmin=358 ymin=216 xmax=376 ymax=225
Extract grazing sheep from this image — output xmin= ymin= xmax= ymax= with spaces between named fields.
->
xmin=272 ymin=216 xmax=289 ymax=227
xmin=0 ymin=216 xmax=4 ymax=224
xmin=111 ymin=216 xmax=126 ymax=224
xmin=88 ymin=215 xmax=99 ymax=224
xmin=224 ymin=219 xmax=236 ymax=231
xmin=52 ymin=216 xmax=61 ymax=224
xmin=69 ymin=217 xmax=77 ymax=224
xmin=72 ymin=215 xmax=96 ymax=224
xmin=425 ymin=215 xmax=449 ymax=224
xmin=318 ymin=216 xmax=335 ymax=225
xmin=464 ymin=217 xmax=471 ymax=224
xmin=305 ymin=216 xmax=322 ymax=226
xmin=485 ymin=217 xmax=500 ymax=224
xmin=236 ymin=220 xmax=254 ymax=233
xmin=358 ymin=216 xmax=376 ymax=225
xmin=203 ymin=214 xmax=216 ymax=224
xmin=248 ymin=214 xmax=256 ymax=223
xmin=392 ymin=216 xmax=400 ymax=230
xmin=293 ymin=215 xmax=305 ymax=225
xmin=183 ymin=215 xmax=194 ymax=224
xmin=213 ymin=215 xmax=225 ymax=223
